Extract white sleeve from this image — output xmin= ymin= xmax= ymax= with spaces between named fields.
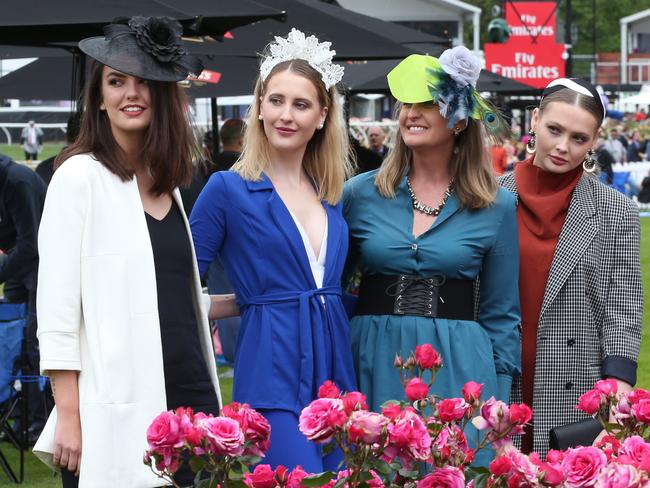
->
xmin=37 ymin=158 xmax=90 ymax=374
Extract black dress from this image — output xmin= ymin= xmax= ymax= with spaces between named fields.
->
xmin=61 ymin=203 xmax=219 ymax=488
xmin=146 ymin=201 xmax=219 ymax=486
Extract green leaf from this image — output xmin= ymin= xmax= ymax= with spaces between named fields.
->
xmin=227 ymin=480 xmax=250 ymax=488
xmin=229 ymin=470 xmax=245 ymax=481
xmin=301 ymin=471 xmax=336 ymax=487
xmin=369 ymin=459 xmax=393 ymax=475
xmin=333 ymin=477 xmax=347 ymax=488
xmin=194 ymin=480 xmax=211 ymax=488
xmin=397 ymin=468 xmax=418 ymax=479
xmin=231 ymin=461 xmax=243 ymax=474
xmin=471 ymin=473 xmax=489 ymax=488
xmin=189 ymin=456 xmax=207 ymax=473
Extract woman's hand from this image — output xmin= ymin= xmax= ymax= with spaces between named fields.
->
xmin=592 ymin=378 xmax=633 ymax=447
xmin=49 ymin=370 xmax=81 ymax=476
xmin=53 ymin=408 xmax=82 ymax=476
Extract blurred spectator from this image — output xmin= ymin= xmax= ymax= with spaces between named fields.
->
xmin=627 ymin=131 xmax=645 ymax=162
xmin=214 ymin=118 xmax=245 ymax=172
xmin=351 ymin=136 xmax=382 ymax=174
xmin=35 ymin=114 xmax=81 ymax=185
xmin=634 ymin=108 xmax=647 ymax=122
xmin=0 ymin=153 xmax=50 ymax=442
xmin=604 ymin=129 xmax=626 ymax=163
xmin=368 ymin=126 xmax=389 ymax=160
xmin=490 ymin=142 xmax=508 ymax=175
xmin=595 ymin=137 xmax=615 ymax=185
xmin=20 ymin=121 xmax=43 ymax=162
xmin=638 ymin=173 xmax=650 ymax=203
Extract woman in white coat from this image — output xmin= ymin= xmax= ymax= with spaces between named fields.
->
xmin=33 ymin=17 xmax=236 ymax=488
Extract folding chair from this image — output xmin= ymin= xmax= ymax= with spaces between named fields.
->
xmin=0 ymin=301 xmax=27 ymax=483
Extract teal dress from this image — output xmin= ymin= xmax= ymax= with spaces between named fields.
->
xmin=343 ymin=170 xmax=521 ymax=413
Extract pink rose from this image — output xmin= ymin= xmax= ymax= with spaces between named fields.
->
xmin=197 ymin=416 xmax=245 ymax=456
xmin=286 ymin=466 xmax=310 ymax=488
xmin=299 ymin=398 xmax=346 ymax=443
xmin=461 ymin=381 xmax=483 ymax=404
xmin=318 ymin=381 xmax=341 ymax=399
xmin=489 ymin=455 xmax=513 ymax=476
xmin=405 ymin=377 xmax=429 ymax=402
xmin=561 ymin=446 xmax=607 ymax=487
xmin=594 ymin=379 xmax=618 ymax=397
xmin=385 ymin=409 xmax=432 ymax=464
xmin=222 ymin=402 xmax=271 ymax=456
xmin=614 ymin=392 xmax=633 ymax=422
xmin=416 ymin=467 xmax=465 ymax=488
xmin=346 ymin=411 xmax=389 ymax=445
xmin=415 ymin=344 xmax=442 ymax=370
xmin=472 ymin=397 xmax=511 ymax=436
xmin=595 ymin=463 xmax=642 ymax=488
xmin=576 ymin=389 xmax=603 ymax=415
xmin=381 ymin=403 xmax=402 ymax=420
xmin=147 ymin=411 xmax=184 ymax=451
xmin=436 ymin=398 xmax=470 ymax=423
xmin=432 ymin=424 xmax=470 ymax=465
xmin=341 ymin=391 xmax=368 ymax=415
xmin=629 ymin=388 xmax=650 ymax=405
xmin=509 ymin=403 xmax=532 ymax=426
xmin=620 ymin=436 xmax=650 ymax=467
xmin=632 ymin=398 xmax=650 ymax=423
xmin=538 ymin=462 xmax=565 ymax=487
xmin=245 ymin=464 xmax=276 ymax=488
xmin=334 ymin=469 xmax=383 ymax=488
xmin=502 ymin=445 xmax=539 ymax=486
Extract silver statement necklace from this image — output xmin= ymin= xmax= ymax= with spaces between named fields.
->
xmin=407 ymin=177 xmax=454 ymax=216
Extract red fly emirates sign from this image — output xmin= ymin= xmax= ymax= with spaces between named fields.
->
xmin=484 ymin=1 xmax=565 ymax=89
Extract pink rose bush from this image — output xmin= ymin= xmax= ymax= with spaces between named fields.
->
xmin=144 ymin=403 xmax=271 ymax=488
xmin=144 ymin=345 xmax=650 ymax=488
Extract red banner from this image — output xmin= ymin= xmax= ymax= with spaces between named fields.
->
xmin=484 ymin=1 xmax=565 ymax=89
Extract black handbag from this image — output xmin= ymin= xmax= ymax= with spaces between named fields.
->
xmin=549 ymin=418 xmax=603 ymax=451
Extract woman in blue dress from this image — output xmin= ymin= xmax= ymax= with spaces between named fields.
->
xmin=343 ymin=48 xmax=521 ymax=447
xmin=190 ymin=29 xmax=356 ymax=472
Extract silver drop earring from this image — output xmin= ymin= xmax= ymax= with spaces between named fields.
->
xmin=582 ymin=149 xmax=597 ymax=173
xmin=258 ymin=114 xmax=263 ymax=120
xmin=526 ymin=130 xmax=536 ymax=154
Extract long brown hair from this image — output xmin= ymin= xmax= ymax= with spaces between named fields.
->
xmin=375 ymin=104 xmax=498 ymax=209
xmin=56 ymin=61 xmax=200 ymax=195
xmin=232 ymin=59 xmax=354 ymax=205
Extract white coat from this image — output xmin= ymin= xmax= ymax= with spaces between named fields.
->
xmin=33 ymin=154 xmax=222 ymax=487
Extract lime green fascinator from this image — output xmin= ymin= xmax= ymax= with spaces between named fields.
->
xmin=387 ymin=47 xmax=507 ymax=136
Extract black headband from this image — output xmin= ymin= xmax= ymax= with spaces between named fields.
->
xmin=541 ymin=78 xmax=605 ymax=123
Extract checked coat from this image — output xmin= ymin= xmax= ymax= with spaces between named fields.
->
xmin=499 ymin=171 xmax=643 ymax=456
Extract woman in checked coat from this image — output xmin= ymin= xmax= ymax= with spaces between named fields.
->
xmin=499 ymin=77 xmax=643 ymax=456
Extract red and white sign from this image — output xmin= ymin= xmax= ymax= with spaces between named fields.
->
xmin=484 ymin=1 xmax=565 ymax=89
xmin=187 ymin=69 xmax=222 ymax=84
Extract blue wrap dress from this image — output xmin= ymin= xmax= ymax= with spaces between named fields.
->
xmin=343 ymin=170 xmax=521 ymax=412
xmin=189 ymin=171 xmax=357 ymax=470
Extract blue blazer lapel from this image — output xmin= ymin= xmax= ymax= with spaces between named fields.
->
xmin=322 ymin=204 xmax=343 ymax=286
xmin=264 ymin=180 xmax=318 ymax=288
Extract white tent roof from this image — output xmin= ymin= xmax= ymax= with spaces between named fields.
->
xmin=620 ymin=85 xmax=650 ymax=105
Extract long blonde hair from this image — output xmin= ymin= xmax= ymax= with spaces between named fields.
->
xmin=375 ymin=105 xmax=498 ymax=209
xmin=232 ymin=59 xmax=354 ymax=204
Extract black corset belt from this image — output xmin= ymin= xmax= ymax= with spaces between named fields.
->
xmin=355 ymin=274 xmax=474 ymax=320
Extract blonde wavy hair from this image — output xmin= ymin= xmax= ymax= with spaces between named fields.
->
xmin=375 ymin=104 xmax=498 ymax=209
xmin=232 ymin=59 xmax=354 ymax=204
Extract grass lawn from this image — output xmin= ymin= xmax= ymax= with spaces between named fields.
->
xmin=0 ymin=144 xmax=65 ymax=165
xmin=0 ymin=184 xmax=649 ymax=486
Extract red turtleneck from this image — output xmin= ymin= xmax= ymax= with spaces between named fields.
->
xmin=514 ymin=157 xmax=583 ymax=453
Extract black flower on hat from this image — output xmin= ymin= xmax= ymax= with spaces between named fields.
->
xmin=128 ymin=16 xmax=187 ymax=63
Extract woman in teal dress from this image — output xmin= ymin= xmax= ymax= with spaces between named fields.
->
xmin=343 ymin=48 xmax=521 ymax=426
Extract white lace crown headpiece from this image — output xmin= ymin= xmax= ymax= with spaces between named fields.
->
xmin=260 ymin=28 xmax=344 ymax=90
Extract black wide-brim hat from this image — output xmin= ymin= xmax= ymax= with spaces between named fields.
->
xmin=79 ymin=16 xmax=203 ymax=82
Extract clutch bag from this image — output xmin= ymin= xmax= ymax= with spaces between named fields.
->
xmin=549 ymin=418 xmax=603 ymax=451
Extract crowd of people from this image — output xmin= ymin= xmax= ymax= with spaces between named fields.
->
xmin=0 ymin=15 xmax=643 ymax=488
